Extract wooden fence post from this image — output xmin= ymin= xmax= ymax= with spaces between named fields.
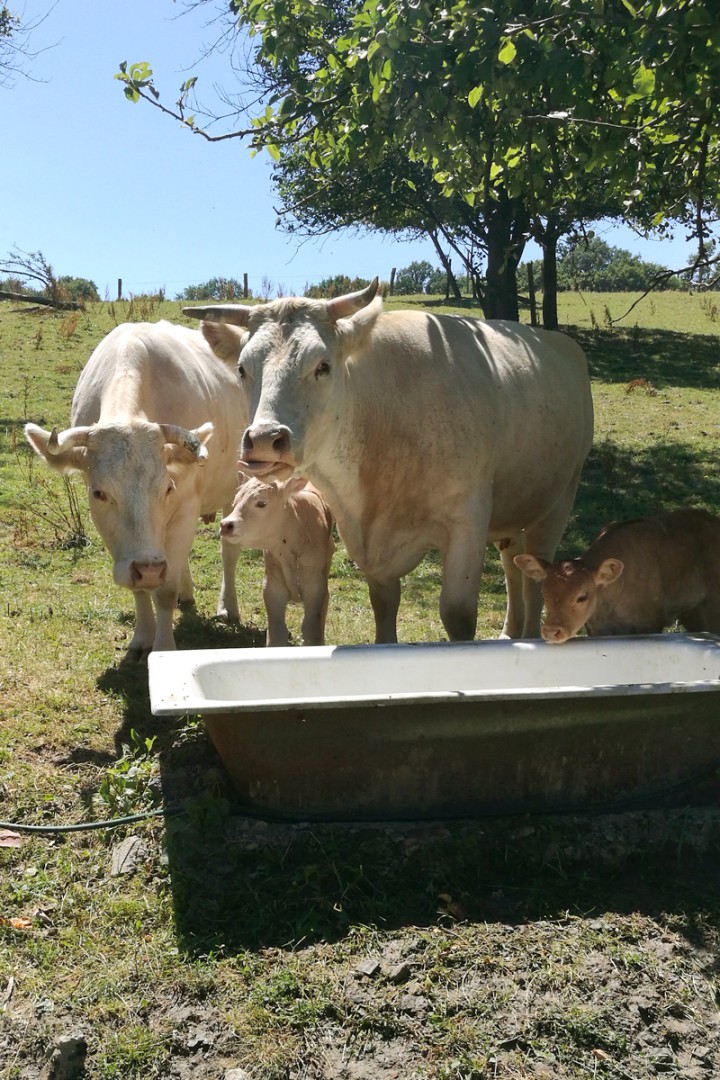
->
xmin=117 ymin=279 xmax=122 ymax=301
xmin=527 ymin=263 xmax=537 ymax=326
xmin=243 ymin=273 xmax=249 ymax=298
xmin=389 ymin=268 xmax=396 ymax=296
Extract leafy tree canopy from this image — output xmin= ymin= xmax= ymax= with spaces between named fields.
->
xmin=118 ymin=0 xmax=720 ymax=318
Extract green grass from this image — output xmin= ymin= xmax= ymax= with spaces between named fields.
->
xmin=2 ymin=291 xmax=720 ymax=1078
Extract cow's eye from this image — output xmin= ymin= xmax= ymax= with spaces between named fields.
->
xmin=237 ymin=363 xmax=246 ymax=380
xmin=315 ymin=359 xmax=330 ymax=379
xmin=92 ymin=489 xmax=107 ymax=502
xmin=577 ymin=593 xmax=588 ymax=604
xmin=255 ymin=499 xmax=267 ymax=509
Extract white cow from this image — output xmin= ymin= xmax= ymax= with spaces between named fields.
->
xmin=185 ymin=280 xmax=594 ymax=643
xmin=219 ymin=474 xmax=334 ymax=646
xmin=25 ymin=320 xmax=247 ymax=659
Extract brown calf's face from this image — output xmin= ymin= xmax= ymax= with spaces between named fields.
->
xmin=514 ymin=554 xmax=624 ymax=643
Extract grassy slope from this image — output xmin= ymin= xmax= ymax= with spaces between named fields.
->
xmin=1 ymin=291 xmax=720 ymax=1078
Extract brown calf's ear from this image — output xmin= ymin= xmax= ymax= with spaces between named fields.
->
xmin=283 ymin=476 xmax=308 ymax=496
xmin=513 ymin=553 xmax=550 ymax=582
xmin=594 ymin=558 xmax=624 ymax=586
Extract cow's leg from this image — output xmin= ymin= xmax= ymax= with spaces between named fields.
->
xmin=178 ymin=558 xmax=194 ymax=606
xmin=218 ymin=537 xmax=243 ymax=622
xmin=521 ymin=475 xmax=583 ymax=637
xmin=263 ymin=573 xmax=291 ymax=647
xmin=439 ymin=525 xmax=484 ymax=641
xmin=497 ymin=536 xmax=528 ymax=638
xmin=367 ymin=577 xmax=401 ymax=644
xmin=152 ymin=514 xmax=198 ymax=650
xmin=152 ymin=582 xmax=180 ymax=652
xmin=127 ymin=592 xmax=157 ymax=661
xmin=298 ymin=572 xmax=330 ymax=646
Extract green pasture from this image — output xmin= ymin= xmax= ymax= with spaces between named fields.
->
xmin=1 ymin=290 xmax=720 ymax=1078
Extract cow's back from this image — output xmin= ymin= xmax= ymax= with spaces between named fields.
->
xmin=335 ymin=312 xmax=593 ymax=549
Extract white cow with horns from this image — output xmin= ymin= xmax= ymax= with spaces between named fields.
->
xmin=25 ymin=320 xmax=248 ymax=659
xmin=186 ymin=280 xmax=594 ymax=642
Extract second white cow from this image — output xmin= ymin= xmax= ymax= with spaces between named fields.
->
xmin=186 ymin=280 xmax=594 ymax=643
xmin=219 ymin=474 xmax=334 ymax=646
xmin=25 ymin=320 xmax=248 ymax=658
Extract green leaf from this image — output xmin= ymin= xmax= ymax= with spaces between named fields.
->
xmin=468 ymin=85 xmax=483 ymax=108
xmin=498 ymin=39 xmax=517 ymax=65
xmin=632 ymin=63 xmax=655 ymax=97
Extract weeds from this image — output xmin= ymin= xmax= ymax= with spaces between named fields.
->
xmin=95 ymin=729 xmax=160 ymax=816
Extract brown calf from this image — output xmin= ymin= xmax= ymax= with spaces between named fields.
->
xmin=514 ymin=508 xmax=720 ymax=643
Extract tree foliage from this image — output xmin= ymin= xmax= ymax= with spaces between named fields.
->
xmin=519 ymin=237 xmax=688 ymax=294
xmin=0 ymin=3 xmax=45 ymax=88
xmin=119 ymin=0 xmax=720 ymax=320
xmin=304 ymin=274 xmax=373 ymax=299
xmin=175 ymin=277 xmax=250 ymax=301
xmin=393 ymin=261 xmax=435 ymax=295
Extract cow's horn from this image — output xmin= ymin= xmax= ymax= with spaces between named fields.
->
xmin=160 ymin=424 xmax=210 ymax=464
xmin=182 ymin=304 xmax=253 ymax=327
xmin=327 ymin=277 xmax=379 ymax=320
xmin=46 ymin=426 xmax=91 ymax=456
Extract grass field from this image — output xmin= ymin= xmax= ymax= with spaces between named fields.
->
xmin=1 ymin=289 xmax=720 ymax=1078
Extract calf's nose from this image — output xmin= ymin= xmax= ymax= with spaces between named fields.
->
xmin=219 ymin=519 xmax=235 ymax=536
xmin=541 ymin=624 xmax=570 ymax=644
xmin=130 ymin=558 xmax=167 ymax=588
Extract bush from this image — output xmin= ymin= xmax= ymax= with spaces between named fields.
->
xmin=176 ymin=277 xmax=249 ymax=301
xmin=304 ymin=274 xmax=372 ymax=299
xmin=392 ymin=260 xmax=435 ymax=295
xmin=57 ymin=276 xmax=100 ymax=302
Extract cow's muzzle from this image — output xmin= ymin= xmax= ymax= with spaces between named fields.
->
xmin=240 ymin=423 xmax=293 ymax=476
xmin=129 ymin=559 xmax=168 ymax=589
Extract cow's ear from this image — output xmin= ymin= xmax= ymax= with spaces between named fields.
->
xmin=334 ymin=296 xmax=383 ymax=355
xmin=513 ymin=554 xmax=549 ymax=581
xmin=24 ymin=423 xmax=89 ymax=474
xmin=236 ymin=465 xmax=252 ymax=486
xmin=595 ymin=558 xmax=624 ymax=586
xmin=201 ymin=321 xmax=248 ymax=366
xmin=283 ymin=476 xmax=308 ymax=496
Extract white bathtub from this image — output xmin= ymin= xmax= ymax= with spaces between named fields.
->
xmin=148 ymin=634 xmax=720 ymax=820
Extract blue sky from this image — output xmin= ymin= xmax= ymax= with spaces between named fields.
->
xmin=3 ymin=0 xmax=700 ymax=300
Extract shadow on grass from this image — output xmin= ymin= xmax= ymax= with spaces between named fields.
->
xmin=162 ymin=802 xmax=720 ymax=966
xmin=575 ymin=326 xmax=720 ymax=388
xmin=565 ymin=437 xmax=720 ymax=552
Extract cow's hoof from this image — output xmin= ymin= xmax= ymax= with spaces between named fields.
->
xmin=216 ymin=608 xmax=240 ymax=624
xmin=126 ymin=644 xmax=152 ymax=663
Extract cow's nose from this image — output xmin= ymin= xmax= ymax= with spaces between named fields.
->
xmin=130 ymin=559 xmax=167 ymax=588
xmin=241 ymin=424 xmax=291 ymax=459
xmin=219 ymin=519 xmax=235 ymax=536
xmin=541 ymin=624 xmax=569 ymax=644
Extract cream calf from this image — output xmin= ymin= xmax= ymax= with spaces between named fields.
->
xmin=219 ymin=475 xmax=334 ymax=646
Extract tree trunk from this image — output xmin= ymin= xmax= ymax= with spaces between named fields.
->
xmin=541 ymin=233 xmax=560 ymax=330
xmin=0 ymin=289 xmax=81 ymax=310
xmin=483 ymin=193 xmax=528 ymax=321
xmin=429 ymin=231 xmax=463 ymax=300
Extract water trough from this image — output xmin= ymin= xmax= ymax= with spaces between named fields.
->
xmin=148 ymin=633 xmax=720 ymax=821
